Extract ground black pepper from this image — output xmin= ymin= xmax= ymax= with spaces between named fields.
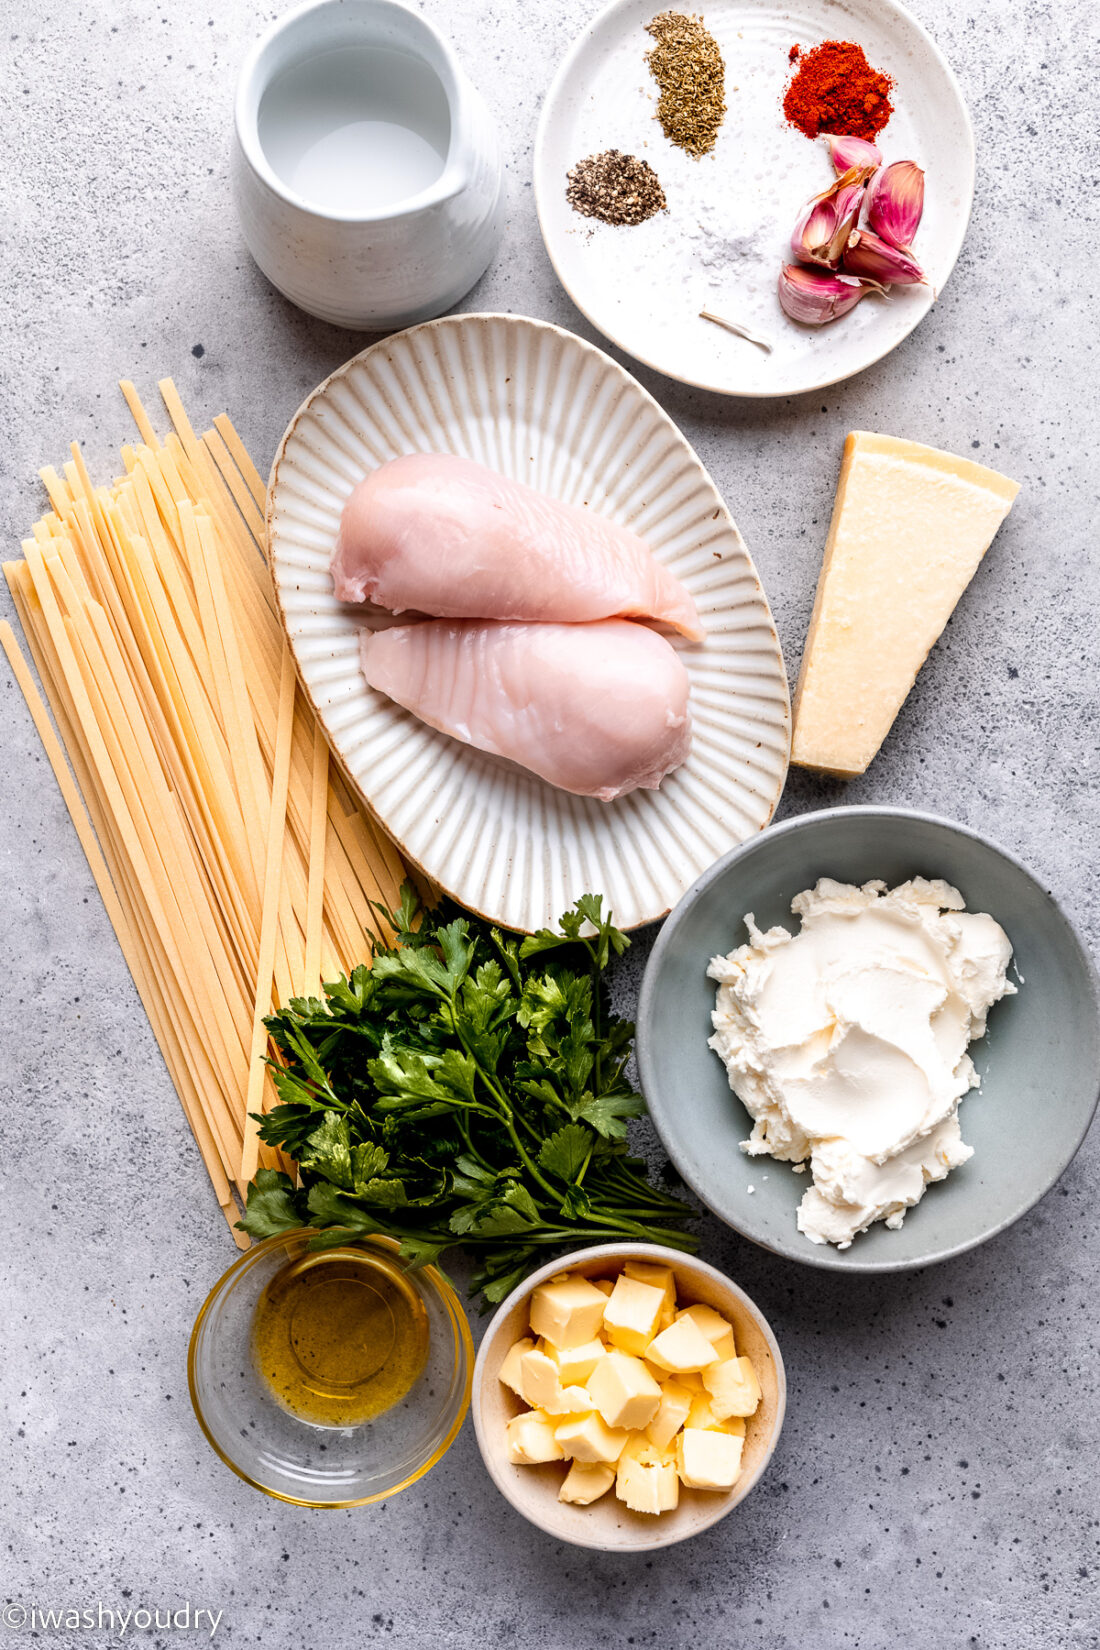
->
xmin=565 ymin=150 xmax=668 ymax=226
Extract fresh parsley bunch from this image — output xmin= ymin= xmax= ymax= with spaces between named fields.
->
xmin=239 ymin=887 xmax=696 ymax=1305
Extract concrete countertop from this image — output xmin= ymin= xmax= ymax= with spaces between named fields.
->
xmin=1 ymin=1 xmax=1097 ymax=1646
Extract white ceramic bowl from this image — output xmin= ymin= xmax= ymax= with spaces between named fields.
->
xmin=267 ymin=313 xmax=790 ymax=932
xmin=471 ymin=1243 xmax=786 ymax=1551
xmin=535 ymin=0 xmax=975 ymax=396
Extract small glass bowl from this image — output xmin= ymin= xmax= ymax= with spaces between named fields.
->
xmin=188 ymin=1231 xmax=473 ymax=1507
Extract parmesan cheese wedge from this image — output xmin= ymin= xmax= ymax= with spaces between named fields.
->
xmin=791 ymin=432 xmax=1020 ymax=777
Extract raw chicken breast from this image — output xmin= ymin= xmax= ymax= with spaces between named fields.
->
xmin=332 ymin=453 xmax=702 ymax=641
xmin=360 ymin=619 xmax=692 ymax=801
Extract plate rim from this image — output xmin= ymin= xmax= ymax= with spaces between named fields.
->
xmin=265 ymin=310 xmax=792 ymax=932
xmin=533 ymin=0 xmax=977 ymax=399
xmin=636 ymin=804 xmax=1100 ymax=1270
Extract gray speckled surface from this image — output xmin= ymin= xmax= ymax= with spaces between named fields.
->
xmin=2 ymin=1 xmax=1098 ymax=1646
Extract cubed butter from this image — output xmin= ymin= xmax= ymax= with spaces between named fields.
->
xmin=702 ymin=1354 xmax=762 ymax=1420
xmin=622 ymin=1259 xmax=678 ymax=1327
xmin=519 ymin=1348 xmax=590 ymax=1414
xmin=498 ymin=1336 xmax=535 ymax=1399
xmin=675 ymin=1303 xmax=736 ymax=1362
xmin=529 ymin=1275 xmax=608 ymax=1349
xmin=645 ymin=1380 xmax=694 ymax=1451
xmin=676 ymin=1427 xmax=744 ymax=1490
xmin=586 ymin=1350 xmax=662 ymax=1431
xmin=685 ymin=1392 xmax=744 ymax=1436
xmin=601 ymin=1275 xmax=665 ymax=1356
xmin=559 ymin=1460 xmax=616 ymax=1505
xmin=615 ymin=1436 xmax=679 ymax=1515
xmin=542 ymin=1336 xmax=606 ymax=1386
xmin=590 ymin=1277 xmax=615 ymax=1297
xmin=646 ymin=1315 xmax=720 ymax=1375
xmin=506 ymin=1408 xmax=565 ymax=1465
xmin=554 ymin=1411 xmax=630 ymax=1464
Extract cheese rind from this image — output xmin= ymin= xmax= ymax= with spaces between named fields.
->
xmin=791 ymin=431 xmax=1020 ymax=777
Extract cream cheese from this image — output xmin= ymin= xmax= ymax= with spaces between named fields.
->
xmin=708 ymin=878 xmax=1015 ymax=1247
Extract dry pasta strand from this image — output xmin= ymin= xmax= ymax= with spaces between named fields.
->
xmin=2 ymin=381 xmax=408 ymax=1239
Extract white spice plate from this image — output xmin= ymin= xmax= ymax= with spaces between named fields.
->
xmin=535 ymin=0 xmax=975 ymax=397
xmin=267 ymin=314 xmax=790 ymax=933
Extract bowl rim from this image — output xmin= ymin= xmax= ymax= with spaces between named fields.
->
xmin=636 ymin=805 xmax=1100 ymax=1273
xmin=470 ymin=1241 xmax=787 ymax=1551
xmin=187 ymin=1230 xmax=474 ymax=1507
xmin=532 ymin=0 xmax=976 ymax=399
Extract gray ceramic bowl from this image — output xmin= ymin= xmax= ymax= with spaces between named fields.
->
xmin=636 ymin=807 xmax=1100 ymax=1271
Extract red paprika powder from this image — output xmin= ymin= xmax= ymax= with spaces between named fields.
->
xmin=783 ymin=40 xmax=894 ymax=141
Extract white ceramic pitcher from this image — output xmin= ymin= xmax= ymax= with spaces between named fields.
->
xmin=233 ymin=0 xmax=504 ymax=331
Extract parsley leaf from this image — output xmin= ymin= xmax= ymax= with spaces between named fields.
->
xmin=247 ymin=886 xmax=696 ymax=1307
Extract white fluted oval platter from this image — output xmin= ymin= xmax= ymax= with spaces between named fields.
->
xmin=267 ymin=314 xmax=790 ymax=933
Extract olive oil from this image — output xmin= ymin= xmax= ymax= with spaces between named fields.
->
xmin=252 ymin=1246 xmax=430 ymax=1428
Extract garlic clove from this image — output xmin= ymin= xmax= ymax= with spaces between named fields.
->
xmin=777 ymin=264 xmax=883 ymax=325
xmin=842 ymin=228 xmax=926 ymax=285
xmin=790 ymin=165 xmax=872 ymax=269
xmin=866 ymin=160 xmax=925 ymax=250
xmin=823 ymin=133 xmax=882 ymax=175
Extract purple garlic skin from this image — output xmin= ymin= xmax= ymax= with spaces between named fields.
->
xmin=823 ymin=134 xmax=882 ymax=176
xmin=842 ymin=228 xmax=926 ymax=285
xmin=866 ymin=160 xmax=925 ymax=251
xmin=789 ymin=164 xmax=873 ymax=269
xmin=777 ymin=264 xmax=877 ymax=325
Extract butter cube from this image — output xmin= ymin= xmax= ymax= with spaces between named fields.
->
xmin=602 ymin=1275 xmax=665 ymax=1356
xmin=518 ymin=1348 xmax=590 ymax=1414
xmin=586 ymin=1350 xmax=662 ymax=1431
xmin=685 ymin=1393 xmax=745 ymax=1435
xmin=702 ymin=1355 xmax=762 ymax=1420
xmin=615 ymin=1436 xmax=679 ymax=1515
xmin=591 ymin=1277 xmax=615 ymax=1297
xmin=498 ymin=1336 xmax=535 ymax=1399
xmin=622 ymin=1259 xmax=678 ymax=1327
xmin=542 ymin=1336 xmax=606 ymax=1386
xmin=675 ymin=1303 xmax=736 ymax=1362
xmin=506 ymin=1408 xmax=565 ymax=1465
xmin=676 ymin=1427 xmax=744 ymax=1490
xmin=554 ymin=1411 xmax=630 ymax=1464
xmin=529 ymin=1275 xmax=608 ymax=1349
xmin=645 ymin=1316 xmax=719 ymax=1375
xmin=645 ymin=1380 xmax=694 ymax=1451
xmin=559 ymin=1460 xmax=616 ymax=1505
